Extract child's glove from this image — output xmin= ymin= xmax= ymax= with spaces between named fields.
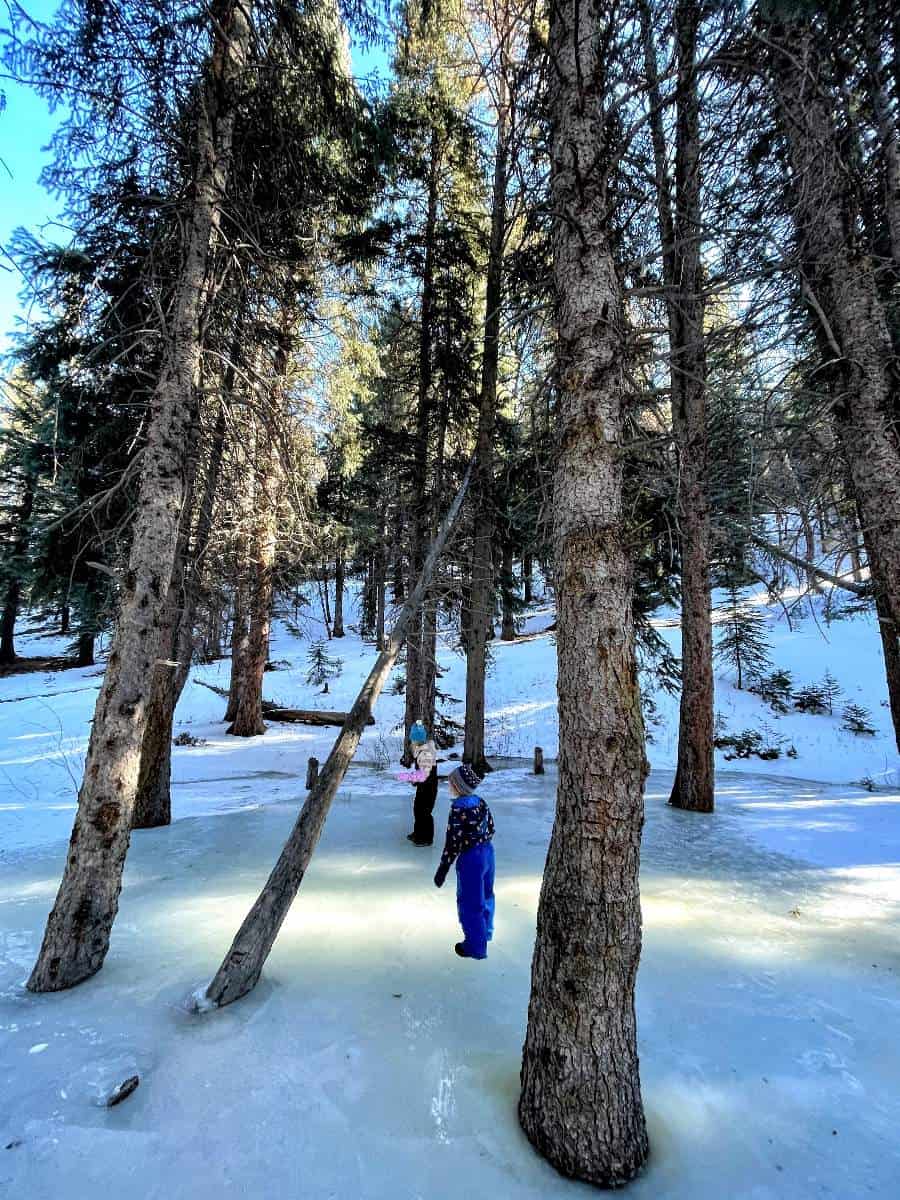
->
xmin=433 ymin=863 xmax=448 ymax=888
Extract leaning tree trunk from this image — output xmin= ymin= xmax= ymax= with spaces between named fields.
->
xmin=27 ymin=0 xmax=251 ymax=994
xmin=203 ymin=460 xmax=474 ymax=1008
xmin=463 ymin=65 xmax=509 ymax=775
xmin=642 ymin=0 xmax=714 ymax=813
xmin=518 ymin=0 xmax=650 ymax=1185
xmin=768 ymin=17 xmax=900 ymax=648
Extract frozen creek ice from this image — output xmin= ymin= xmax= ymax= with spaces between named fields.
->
xmin=2 ymin=763 xmax=899 ymax=1199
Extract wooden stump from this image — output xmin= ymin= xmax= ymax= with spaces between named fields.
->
xmin=305 ymin=757 xmax=319 ymax=790
xmin=533 ymin=746 xmax=544 ymax=775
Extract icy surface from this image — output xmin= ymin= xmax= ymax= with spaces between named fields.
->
xmin=2 ymin=763 xmax=899 ymax=1198
xmin=3 ymin=586 xmax=900 ymax=1196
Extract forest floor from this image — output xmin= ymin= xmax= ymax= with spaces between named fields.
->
xmin=2 ymin=591 xmax=900 ymax=1197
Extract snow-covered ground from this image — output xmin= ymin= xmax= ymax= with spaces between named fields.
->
xmin=2 ymin=584 xmax=900 ymax=1197
xmin=2 ymin=764 xmax=899 ymax=1198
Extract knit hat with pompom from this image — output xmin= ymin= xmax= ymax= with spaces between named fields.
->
xmin=449 ymin=762 xmax=483 ymax=796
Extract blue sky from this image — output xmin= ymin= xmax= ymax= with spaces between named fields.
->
xmin=0 ymin=0 xmax=65 ymax=355
xmin=0 ymin=5 xmax=391 ymax=360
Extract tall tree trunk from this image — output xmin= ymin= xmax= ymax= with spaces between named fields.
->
xmin=403 ymin=128 xmax=440 ymax=754
xmin=642 ymin=0 xmax=714 ymax=813
xmin=332 ymin=553 xmax=345 ymax=638
xmin=27 ymin=0 xmax=251 ymax=994
xmin=225 ymin=580 xmax=249 ymax=724
xmin=361 ymin=552 xmax=376 ymax=638
xmin=75 ymin=631 xmax=95 ymax=668
xmin=767 ymin=16 xmax=900 ymax=652
xmin=134 ymin=391 xmax=228 ymax=829
xmin=858 ymin=510 xmax=900 ymax=752
xmin=376 ymin=504 xmax=388 ymax=652
xmin=499 ymin=542 xmax=516 ymax=640
xmin=0 ymin=470 xmax=36 ymax=666
xmin=464 ymin=61 xmax=509 ymax=776
xmin=522 ymin=552 xmax=533 ymax=604
xmin=518 ymin=0 xmax=649 ymax=1184
xmin=229 ymin=416 xmax=281 ymax=736
xmin=60 ymin=604 xmax=70 ymax=635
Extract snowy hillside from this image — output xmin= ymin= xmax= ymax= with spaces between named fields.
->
xmin=3 ymin=582 xmax=900 ymax=1197
xmin=1 ymin=579 xmax=898 ymax=856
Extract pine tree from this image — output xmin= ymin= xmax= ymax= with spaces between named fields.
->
xmin=305 ymin=639 xmax=343 ymax=691
xmin=842 ymin=702 xmax=876 ymax=735
xmin=714 ymin=585 xmax=772 ymax=690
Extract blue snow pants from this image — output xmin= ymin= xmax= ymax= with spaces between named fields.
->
xmin=455 ymin=842 xmax=495 ymax=960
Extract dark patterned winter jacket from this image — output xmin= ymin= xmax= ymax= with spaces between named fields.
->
xmin=434 ymin=795 xmax=494 ymax=887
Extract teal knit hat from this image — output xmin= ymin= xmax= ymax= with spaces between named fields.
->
xmin=410 ymin=721 xmax=428 ymax=745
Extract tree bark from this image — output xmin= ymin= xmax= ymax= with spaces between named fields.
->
xmin=229 ymin=424 xmax=280 ymax=737
xmin=464 ymin=54 xmax=510 ymax=775
xmin=75 ymin=631 xmax=95 ymax=668
xmin=522 ymin=552 xmax=533 ymax=604
xmin=518 ymin=0 xmax=649 ymax=1183
xmin=225 ymin=577 xmax=249 ymax=724
xmin=403 ymin=128 xmax=440 ymax=755
xmin=133 ymin=324 xmax=232 ymax=830
xmin=500 ymin=542 xmax=516 ymax=640
xmin=332 ymin=552 xmax=345 ymax=638
xmin=27 ymin=0 xmax=251 ymax=994
xmin=203 ymin=459 xmax=474 ymax=1008
xmin=642 ymin=0 xmax=714 ymax=813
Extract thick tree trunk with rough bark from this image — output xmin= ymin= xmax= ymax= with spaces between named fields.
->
xmin=768 ymin=17 xmax=900 ymax=653
xmin=203 ymin=461 xmax=473 ymax=1008
xmin=518 ymin=0 xmax=649 ymax=1184
xmin=26 ymin=1 xmax=251 ymax=994
xmin=642 ymin=0 xmax=714 ymax=812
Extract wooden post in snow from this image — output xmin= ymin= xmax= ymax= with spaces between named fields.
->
xmin=203 ymin=460 xmax=474 ymax=1008
xmin=533 ymin=746 xmax=544 ymax=775
xmin=305 ymin=757 xmax=319 ymax=790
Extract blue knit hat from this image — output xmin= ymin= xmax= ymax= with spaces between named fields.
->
xmin=449 ymin=762 xmax=482 ymax=796
xmin=410 ymin=721 xmax=428 ymax=745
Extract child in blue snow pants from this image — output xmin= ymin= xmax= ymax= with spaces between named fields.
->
xmin=455 ymin=840 xmax=495 ymax=959
xmin=433 ymin=763 xmax=496 ymax=960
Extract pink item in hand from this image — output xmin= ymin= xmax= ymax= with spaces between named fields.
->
xmin=396 ymin=768 xmax=429 ymax=784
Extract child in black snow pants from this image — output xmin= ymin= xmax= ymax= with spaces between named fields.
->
xmin=433 ymin=763 xmax=495 ymax=959
xmin=406 ymin=720 xmax=438 ymax=846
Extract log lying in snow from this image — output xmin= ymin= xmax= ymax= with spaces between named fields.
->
xmin=194 ymin=680 xmax=373 ymax=727
xmin=202 ymin=457 xmax=474 ymax=1009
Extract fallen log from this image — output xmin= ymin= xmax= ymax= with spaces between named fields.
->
xmin=202 ymin=456 xmax=474 ymax=1009
xmin=194 ymin=680 xmax=373 ymax=727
